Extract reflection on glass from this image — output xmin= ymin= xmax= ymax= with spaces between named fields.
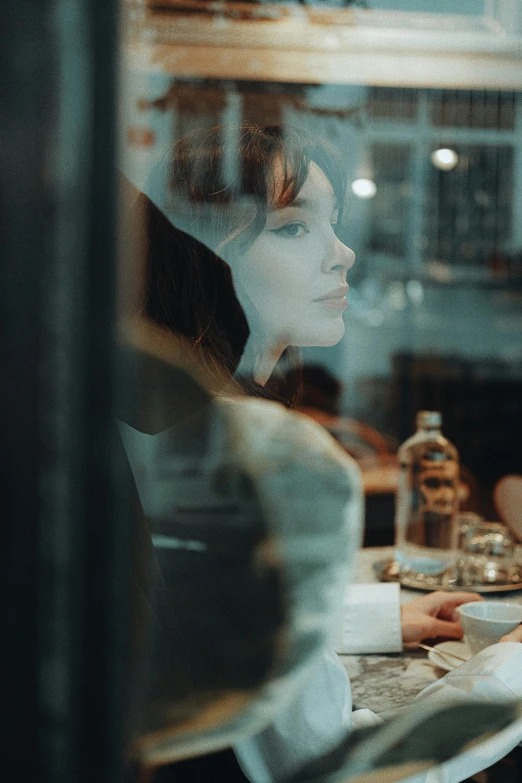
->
xmin=425 ymin=144 xmax=513 ymax=271
xmin=120 ymin=48 xmax=522 ymax=779
xmin=368 ymin=143 xmax=410 ymax=260
xmin=431 ymin=148 xmax=458 ymax=171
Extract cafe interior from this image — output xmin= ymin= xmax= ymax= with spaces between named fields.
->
xmin=4 ymin=1 xmax=522 ymax=782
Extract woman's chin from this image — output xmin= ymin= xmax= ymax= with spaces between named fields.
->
xmin=295 ymin=319 xmax=345 ymax=348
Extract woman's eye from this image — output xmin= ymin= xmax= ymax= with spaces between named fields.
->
xmin=271 ymin=222 xmax=307 ymax=238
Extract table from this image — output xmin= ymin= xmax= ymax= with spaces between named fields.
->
xmin=338 ymin=546 xmax=522 ymax=717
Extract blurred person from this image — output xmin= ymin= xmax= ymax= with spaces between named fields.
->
xmin=124 ymin=124 xmax=522 ymax=783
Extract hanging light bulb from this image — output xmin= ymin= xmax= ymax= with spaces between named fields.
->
xmin=431 ymin=148 xmax=458 ymax=171
xmin=351 ymin=178 xmax=377 ymax=199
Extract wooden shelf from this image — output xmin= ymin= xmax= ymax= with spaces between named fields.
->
xmin=124 ymin=3 xmax=522 ymax=88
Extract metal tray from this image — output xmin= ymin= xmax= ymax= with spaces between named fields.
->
xmin=373 ymin=558 xmax=522 ymax=594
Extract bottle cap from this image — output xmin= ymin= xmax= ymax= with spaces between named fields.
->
xmin=416 ymin=410 xmax=441 ymax=429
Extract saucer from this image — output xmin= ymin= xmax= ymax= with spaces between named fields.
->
xmin=427 ymin=641 xmax=472 ymax=672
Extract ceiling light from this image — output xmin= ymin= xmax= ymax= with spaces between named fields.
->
xmin=431 ymin=148 xmax=458 ymax=171
xmin=351 ymin=178 xmax=377 ymax=199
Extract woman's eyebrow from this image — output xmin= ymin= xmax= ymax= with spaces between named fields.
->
xmin=271 ymin=195 xmax=338 ymax=212
xmin=267 ymin=197 xmax=309 ymax=213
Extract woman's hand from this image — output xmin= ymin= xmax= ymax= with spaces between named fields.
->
xmin=401 ymin=591 xmax=483 ymax=644
xmin=499 ymin=625 xmax=522 ymax=643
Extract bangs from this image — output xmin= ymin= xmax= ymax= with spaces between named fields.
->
xmin=267 ymin=152 xmax=308 ymax=211
xmin=261 ymin=127 xmax=346 ymax=217
xmin=169 ymin=123 xmax=346 ymax=255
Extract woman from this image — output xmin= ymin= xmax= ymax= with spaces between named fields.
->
xmin=144 ymin=124 xmax=352 ymax=398
xmin=131 ymin=124 xmax=522 ymax=782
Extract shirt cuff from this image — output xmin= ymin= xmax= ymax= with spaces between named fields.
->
xmin=336 ymin=582 xmax=402 ymax=654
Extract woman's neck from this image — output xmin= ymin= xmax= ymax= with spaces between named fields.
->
xmin=236 ymin=338 xmax=286 ymax=386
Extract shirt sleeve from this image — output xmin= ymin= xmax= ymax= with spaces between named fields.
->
xmin=336 ymin=582 xmax=403 ymax=654
xmin=409 ymin=641 xmax=522 ymax=783
xmin=234 ymin=650 xmax=353 ymax=783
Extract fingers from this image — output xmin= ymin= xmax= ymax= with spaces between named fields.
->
xmin=442 ymin=592 xmax=483 ymax=605
xmin=434 ymin=591 xmax=483 ymax=608
xmin=413 ymin=590 xmax=482 ymax=615
xmin=426 ymin=617 xmax=464 ymax=640
xmin=499 ymin=625 xmax=522 ymax=643
xmin=433 ymin=592 xmax=483 ymax=621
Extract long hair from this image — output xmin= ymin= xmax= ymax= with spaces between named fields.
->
xmin=143 ymin=123 xmax=347 ymax=404
xmin=140 ymin=190 xmax=250 ymax=381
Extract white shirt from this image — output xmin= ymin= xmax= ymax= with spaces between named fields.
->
xmin=119 ymin=394 xmax=522 ymax=783
xmin=235 ymin=585 xmax=522 ymax=783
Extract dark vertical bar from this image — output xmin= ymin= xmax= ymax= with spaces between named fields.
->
xmin=0 ymin=2 xmax=54 ymax=779
xmin=1 ymin=1 xmax=129 ymax=782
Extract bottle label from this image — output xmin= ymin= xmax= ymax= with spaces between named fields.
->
xmin=415 ymin=454 xmax=459 ymax=517
xmin=396 ymin=446 xmax=459 ymax=572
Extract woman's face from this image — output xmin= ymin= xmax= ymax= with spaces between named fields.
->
xmin=228 ymin=161 xmax=355 ymax=351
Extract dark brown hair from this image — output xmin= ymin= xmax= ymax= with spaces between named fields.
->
xmin=141 ymin=191 xmax=250 ymax=382
xmin=143 ymin=123 xmax=346 ymax=403
xmin=169 ymin=123 xmax=346 ymax=260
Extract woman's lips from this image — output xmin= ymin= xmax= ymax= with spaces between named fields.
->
xmin=317 ymin=296 xmax=348 ymax=311
xmin=314 ymin=285 xmax=349 ymax=311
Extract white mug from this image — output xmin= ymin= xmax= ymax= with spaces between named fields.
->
xmin=457 ymin=601 xmax=522 ymax=654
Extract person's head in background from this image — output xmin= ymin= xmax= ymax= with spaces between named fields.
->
xmin=283 ymin=365 xmax=343 ymax=417
xmin=144 ymin=123 xmax=355 ymax=394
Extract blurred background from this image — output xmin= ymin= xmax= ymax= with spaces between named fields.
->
xmin=122 ymin=71 xmax=522 ymax=532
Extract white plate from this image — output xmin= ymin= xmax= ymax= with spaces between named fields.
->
xmin=427 ymin=641 xmax=472 ymax=672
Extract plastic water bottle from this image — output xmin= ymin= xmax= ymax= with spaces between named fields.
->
xmin=394 ymin=411 xmax=459 ymax=577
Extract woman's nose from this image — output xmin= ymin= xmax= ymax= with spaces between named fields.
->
xmin=323 ymin=237 xmax=356 ymax=274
